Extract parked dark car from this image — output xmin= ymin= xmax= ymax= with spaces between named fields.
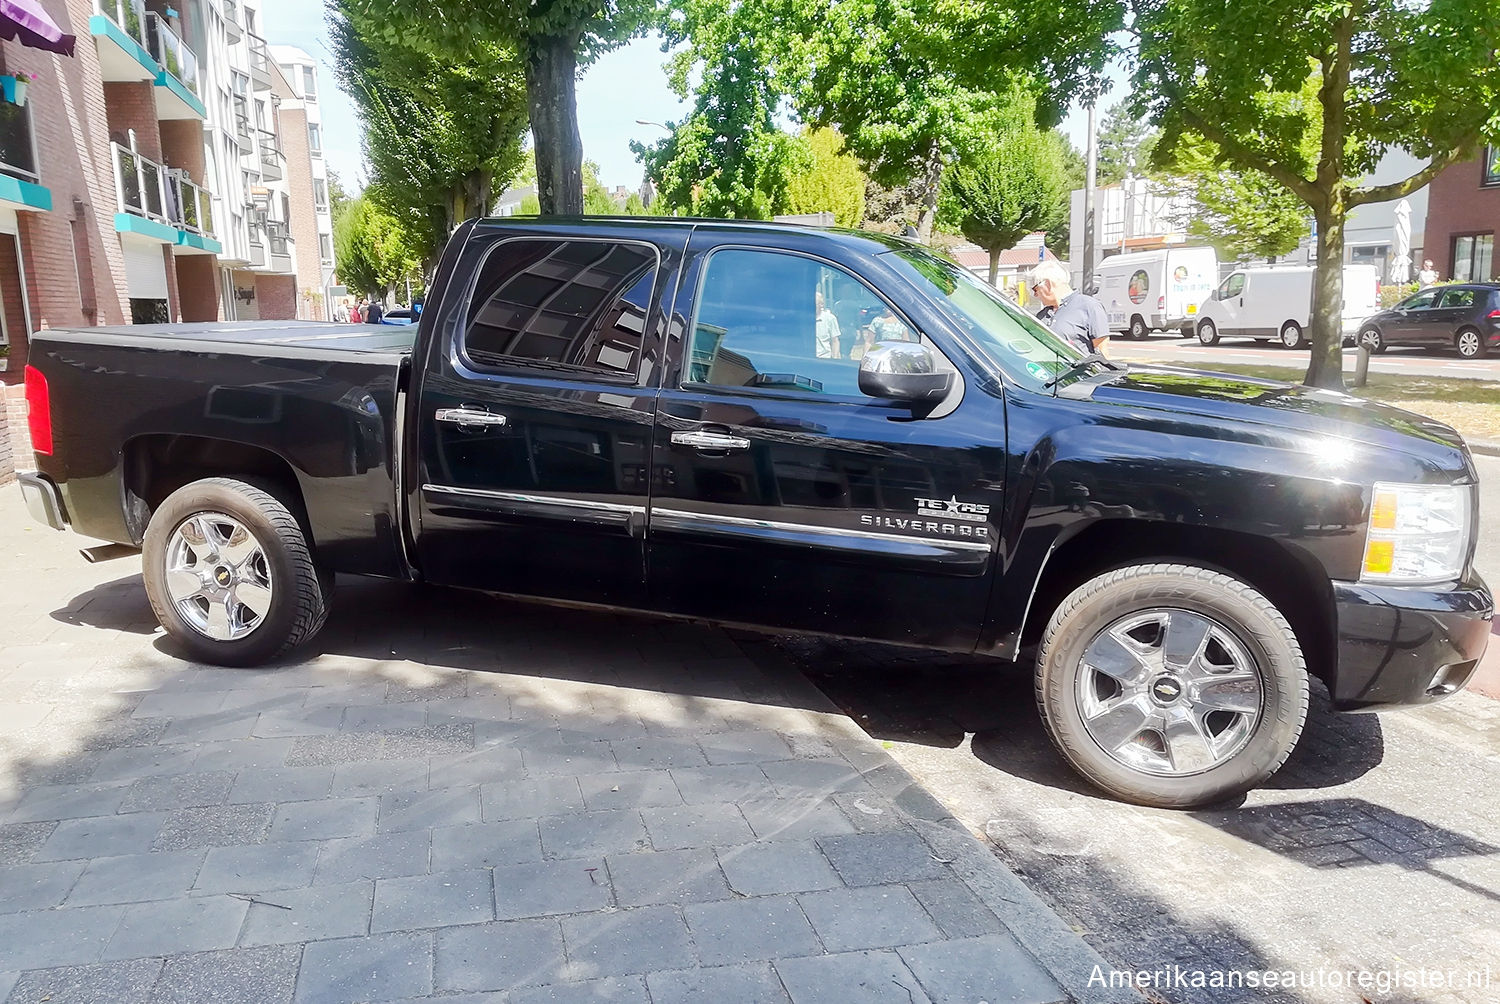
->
xmin=1356 ymin=282 xmax=1500 ymax=358
xmin=16 ymin=218 xmax=1492 ymax=809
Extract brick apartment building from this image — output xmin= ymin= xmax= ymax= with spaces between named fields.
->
xmin=1424 ymin=147 xmax=1499 ymax=283
xmin=0 ymin=0 xmax=334 ymax=481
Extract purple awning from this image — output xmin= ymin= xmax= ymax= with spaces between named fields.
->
xmin=0 ymin=0 xmax=75 ymax=56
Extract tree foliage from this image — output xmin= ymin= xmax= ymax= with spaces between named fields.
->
xmin=1155 ymin=138 xmax=1309 ymax=261
xmin=332 ymin=194 xmax=424 ymax=299
xmin=1096 ymin=100 xmax=1158 ymax=186
xmin=784 ymin=128 xmax=867 ymax=227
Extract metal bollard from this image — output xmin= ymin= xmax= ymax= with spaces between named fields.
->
xmin=1353 ymin=344 xmax=1371 ymax=388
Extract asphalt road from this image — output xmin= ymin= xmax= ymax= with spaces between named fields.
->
xmin=782 ymin=455 xmax=1500 ymax=1004
xmin=1110 ymin=335 xmax=1500 ymax=381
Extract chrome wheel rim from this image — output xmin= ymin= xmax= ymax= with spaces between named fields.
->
xmin=1074 ymin=608 xmax=1263 ymax=777
xmin=1458 ymin=331 xmax=1479 ymax=357
xmin=164 ymin=512 xmax=273 ymax=641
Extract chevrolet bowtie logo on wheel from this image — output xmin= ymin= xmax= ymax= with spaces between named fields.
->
xmin=914 ymin=496 xmax=990 ymax=522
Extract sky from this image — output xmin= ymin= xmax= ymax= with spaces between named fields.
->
xmin=253 ymin=3 xmax=1121 ymax=198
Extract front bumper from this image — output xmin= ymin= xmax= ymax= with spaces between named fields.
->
xmin=18 ymin=471 xmax=68 ymax=531
xmin=1330 ymin=571 xmax=1492 ymax=710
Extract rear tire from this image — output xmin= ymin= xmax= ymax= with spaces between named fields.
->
xmin=1456 ymin=327 xmax=1487 ymax=359
xmin=1129 ymin=315 xmax=1149 ymax=340
xmin=1197 ymin=320 xmax=1220 ymax=346
xmin=1035 ymin=563 xmax=1309 ymax=809
xmin=1279 ymin=321 xmax=1307 ymax=349
xmin=143 ymin=478 xmax=331 ymax=667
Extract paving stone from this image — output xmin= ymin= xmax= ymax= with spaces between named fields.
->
xmin=285 ymin=725 xmax=474 ymax=766
xmin=378 ymin=787 xmax=481 ymax=833
xmin=775 ymin=950 xmax=932 ymax=1004
xmin=119 ymin=771 xmax=235 ymax=813
xmin=89 ymin=744 xmax=202 ymax=782
xmin=646 ymin=963 xmax=792 ymax=1004
xmin=738 ymin=796 xmax=856 ymax=841
xmin=797 ymin=886 xmax=943 ymax=952
xmin=66 ymin=851 xmax=205 ymax=906
xmin=642 ymin=803 xmax=755 ymax=850
xmin=6 ymin=958 xmax=163 ymax=1004
xmin=0 ymin=970 xmax=18 ymax=1003
xmin=560 ymin=905 xmax=696 ymax=978
xmin=330 ymin=760 xmax=429 ymax=797
xmin=152 ymin=803 xmax=275 ymax=851
xmin=434 ymin=919 xmax=567 ymax=993
xmin=151 ymin=944 xmax=301 ymax=1004
xmin=39 ymin=812 xmax=169 ymax=860
xmin=6 ymin=781 xmax=129 ymax=822
xmin=605 ymin=849 xmax=732 ymax=907
xmin=761 ymin=758 xmax=872 ymax=796
xmin=426 ymin=747 xmax=526 ymax=788
xmin=252 ymin=706 xmax=347 ymax=738
xmin=431 ymin=820 xmax=542 ymax=870
xmin=817 ymin=831 xmax=949 ymax=887
xmin=577 ymin=770 xmax=683 ymax=811
xmin=611 ymin=737 xmax=708 ymax=771
xmin=293 ymin=932 xmax=434 ymax=1004
xmin=482 ymin=778 xmax=585 ymax=821
xmin=523 ymin=742 xmax=619 ymax=776
xmin=717 ymin=839 xmax=843 ymax=896
xmin=228 ymin=766 xmax=336 ymax=804
xmin=313 ymin=829 xmax=432 ymax=885
xmin=187 ymin=738 xmax=296 ymax=773
xmin=0 ymin=859 xmax=86 ymax=913
xmin=492 ymin=858 xmax=612 ymax=919
xmin=699 ymin=730 xmax=795 ymax=765
xmin=828 ymin=792 xmax=906 ymax=832
xmin=193 ymin=840 xmax=321 ymax=894
xmin=897 ymin=935 xmax=1064 ymax=1004
xmin=0 ymin=905 xmax=126 ymax=970
xmin=132 ymin=691 xmax=228 ymax=719
xmin=509 ymin=976 xmax=650 ymax=1004
xmin=342 ymin=704 xmax=428 ymax=732
xmin=269 ymin=797 xmax=377 ymax=841
xmin=372 ymin=868 xmax=495 ymax=932
xmin=684 ymin=896 xmax=822 ymax=965
xmin=239 ymin=881 xmax=375 ymax=945
xmin=540 ymin=810 xmax=651 ymax=859
xmin=160 ymin=712 xmax=259 ymax=743
xmin=906 ymin=879 xmax=1005 ymax=939
xmin=0 ymin=821 xmax=55 ymax=865
xmin=102 ymin=894 xmax=250 ymax=960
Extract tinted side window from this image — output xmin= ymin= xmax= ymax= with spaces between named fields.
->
xmin=464 ymin=238 xmax=657 ymax=380
xmin=1438 ymin=287 xmax=1477 ymax=309
xmin=688 ymin=249 xmax=916 ymax=396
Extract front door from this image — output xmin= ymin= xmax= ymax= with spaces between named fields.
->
xmin=414 ymin=231 xmax=681 ymax=607
xmin=1389 ymin=288 xmax=1440 ymax=342
xmin=1214 ymin=272 xmax=1245 ymax=334
xmin=645 ymin=238 xmax=1002 ymax=651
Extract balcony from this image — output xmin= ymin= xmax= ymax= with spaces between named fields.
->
xmin=247 ymin=33 xmax=273 ymax=91
xmin=221 ymin=0 xmax=242 ymax=41
xmin=267 ymin=224 xmax=293 ymax=273
xmin=232 ymin=95 xmax=254 ymax=153
xmin=257 ymin=130 xmax=284 ymax=181
xmin=0 ymin=100 xmax=52 ymax=213
xmin=90 ymin=0 xmax=206 ymax=119
xmin=247 ymin=238 xmax=267 ymax=268
xmin=112 ymin=142 xmax=221 ymax=254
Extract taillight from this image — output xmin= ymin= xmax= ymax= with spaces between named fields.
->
xmin=24 ymin=364 xmax=52 ymax=456
xmin=1158 ymin=295 xmax=1165 ymax=310
xmin=1488 ymin=309 xmax=1500 ymax=320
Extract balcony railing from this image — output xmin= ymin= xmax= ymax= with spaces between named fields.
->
xmin=145 ymin=12 xmax=199 ymax=95
xmin=0 ymin=100 xmax=39 ymax=185
xmin=232 ymin=95 xmax=254 ymax=151
xmin=257 ymin=130 xmax=284 ymax=181
xmin=247 ymin=238 xmax=266 ymax=268
xmin=112 ymin=142 xmax=216 ymax=237
xmin=96 ymin=0 xmax=147 ymax=48
xmin=247 ymin=32 xmax=273 ymax=90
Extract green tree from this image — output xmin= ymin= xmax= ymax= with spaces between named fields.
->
xmin=1155 ymin=138 xmax=1310 ymax=261
xmin=622 ymin=193 xmax=650 ymax=215
xmin=326 ymin=169 xmax=353 ymax=220
xmin=346 ymin=0 xmax=656 ymax=215
xmin=333 ymin=194 xmax=424 ymax=301
xmin=784 ymin=128 xmax=867 ymax=227
xmin=583 ymin=160 xmax=619 ymax=214
xmin=939 ymin=123 xmax=1069 ymax=285
xmin=1096 ymin=100 xmax=1159 ymax=186
xmin=953 ymin=0 xmax=1500 ymax=388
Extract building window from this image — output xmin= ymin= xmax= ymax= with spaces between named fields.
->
xmin=320 ymin=233 xmax=333 ymax=262
xmin=1453 ymin=235 xmax=1494 ymax=282
xmin=308 ymin=124 xmax=321 ymax=156
xmin=1484 ymin=146 xmax=1499 ymax=187
xmin=313 ymin=178 xmax=328 ymax=212
xmin=302 ymin=66 xmax=317 ymax=100
xmin=232 ymin=71 xmax=249 ymax=97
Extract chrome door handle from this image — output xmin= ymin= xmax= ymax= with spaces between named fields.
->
xmin=671 ymin=429 xmax=750 ymax=451
xmin=436 ymin=407 xmax=508 ymax=429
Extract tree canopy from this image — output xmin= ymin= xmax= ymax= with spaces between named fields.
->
xmin=785 ymin=128 xmax=867 ymax=227
xmin=1096 ymin=100 xmax=1158 ymax=186
xmin=332 ymin=194 xmax=424 ymax=299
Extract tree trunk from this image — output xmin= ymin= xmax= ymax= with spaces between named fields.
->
xmin=988 ymin=247 xmax=1000 ymax=287
xmin=526 ymin=33 xmax=583 ymax=216
xmin=1305 ymin=205 xmax=1346 ymax=389
xmin=915 ymin=139 xmax=943 ymax=244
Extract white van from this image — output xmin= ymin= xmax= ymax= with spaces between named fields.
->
xmin=1195 ymin=264 xmax=1380 ymax=348
xmin=1095 ymin=246 xmax=1218 ymax=339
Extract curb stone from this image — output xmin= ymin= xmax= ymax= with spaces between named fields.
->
xmin=732 ymin=634 xmax=1143 ymax=1004
xmin=1467 ymin=438 xmax=1500 ymax=458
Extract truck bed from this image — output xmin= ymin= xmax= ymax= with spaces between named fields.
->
xmin=42 ymin=320 xmax=418 ymax=357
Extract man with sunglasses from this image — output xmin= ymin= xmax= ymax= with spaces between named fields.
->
xmin=1028 ymin=260 xmax=1109 ymax=356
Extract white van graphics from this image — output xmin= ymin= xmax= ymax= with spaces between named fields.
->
xmin=1096 ymin=247 xmax=1218 ymax=339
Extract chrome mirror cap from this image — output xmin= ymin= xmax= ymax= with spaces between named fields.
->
xmin=857 ymin=342 xmax=953 ymax=402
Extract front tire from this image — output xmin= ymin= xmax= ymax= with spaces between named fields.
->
xmin=1359 ymin=327 xmax=1385 ymax=354
xmin=1197 ymin=320 xmax=1220 ymax=346
xmin=1035 ymin=563 xmax=1308 ymax=809
xmin=1279 ymin=321 xmax=1306 ymax=349
xmin=143 ymin=478 xmax=330 ymax=666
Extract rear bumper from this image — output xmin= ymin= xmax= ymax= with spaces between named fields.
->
xmin=18 ymin=471 xmax=68 ymax=531
xmin=1329 ymin=572 xmax=1492 ymax=710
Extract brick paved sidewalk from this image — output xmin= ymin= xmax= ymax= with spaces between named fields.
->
xmin=0 ymin=487 xmax=1130 ymax=1004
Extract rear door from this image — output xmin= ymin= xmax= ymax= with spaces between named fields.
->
xmin=644 ymin=232 xmax=1002 ymax=651
xmin=413 ymin=227 xmax=685 ymax=607
xmin=1432 ymin=286 xmax=1479 ymax=345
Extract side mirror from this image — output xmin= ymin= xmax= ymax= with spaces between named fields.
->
xmin=858 ymin=342 xmax=953 ymax=403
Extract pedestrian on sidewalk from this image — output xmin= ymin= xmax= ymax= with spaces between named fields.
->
xmin=1028 ymin=260 xmax=1109 ymax=356
xmin=1418 ymin=259 xmax=1439 ymax=288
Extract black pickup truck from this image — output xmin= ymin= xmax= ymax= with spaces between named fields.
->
xmin=17 ymin=218 xmax=1492 ymax=808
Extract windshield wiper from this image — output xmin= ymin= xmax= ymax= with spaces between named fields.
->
xmin=1045 ymin=352 xmax=1126 ymax=389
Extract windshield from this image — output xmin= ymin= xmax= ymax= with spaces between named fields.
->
xmin=882 ymin=246 xmax=1081 ymax=390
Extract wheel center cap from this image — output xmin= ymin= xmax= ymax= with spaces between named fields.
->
xmin=1149 ymin=675 xmax=1184 ymax=705
xmin=213 ymin=566 xmax=233 ymax=587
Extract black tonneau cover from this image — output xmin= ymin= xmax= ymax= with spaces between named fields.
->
xmin=48 ymin=321 xmax=417 ymax=354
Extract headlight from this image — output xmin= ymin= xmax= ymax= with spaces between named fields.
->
xmin=1360 ymin=482 xmax=1472 ymax=584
